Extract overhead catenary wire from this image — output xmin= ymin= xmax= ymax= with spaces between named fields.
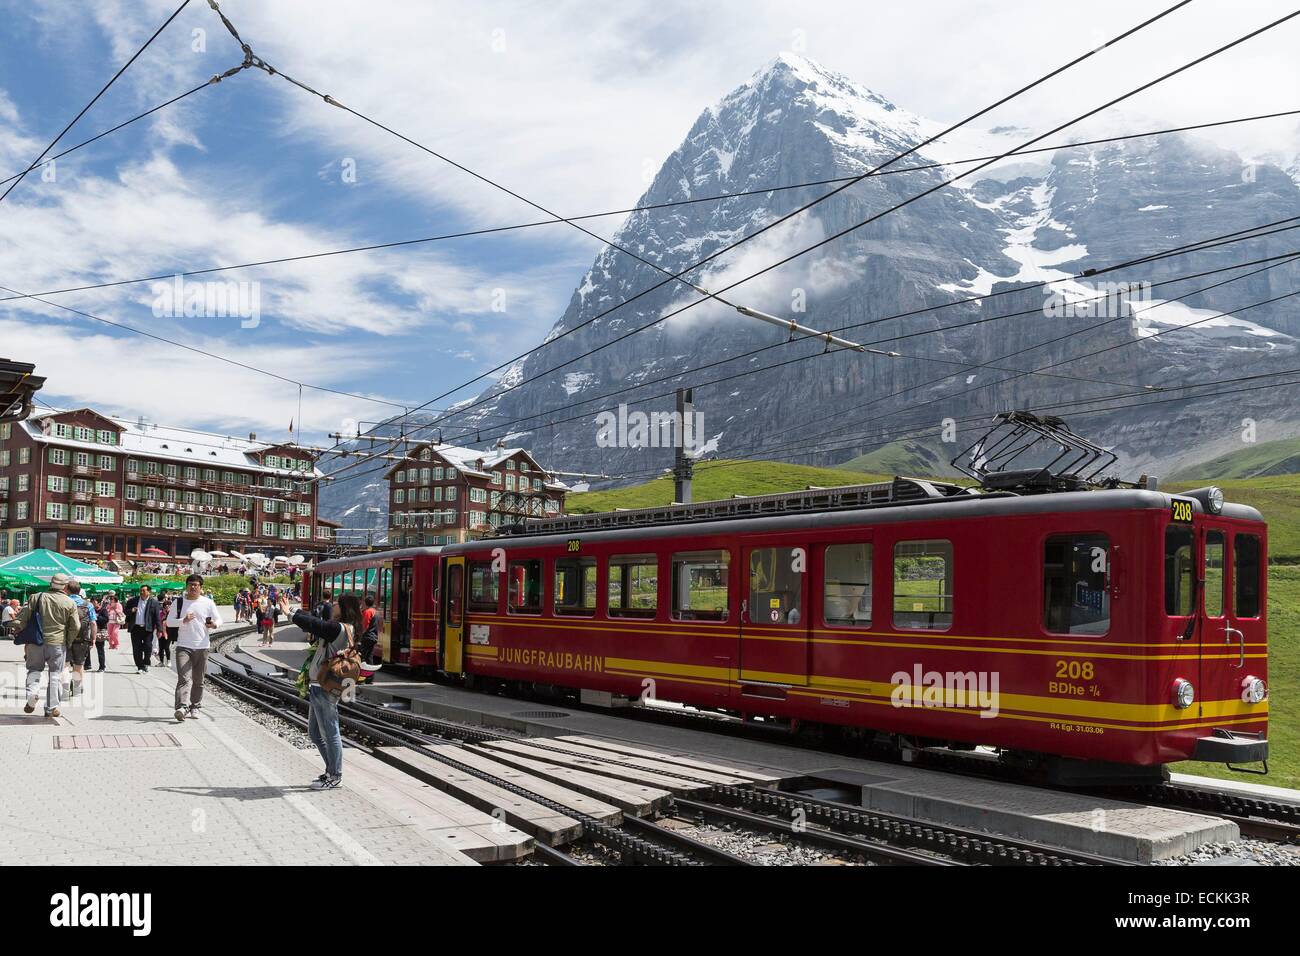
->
xmin=298 ymin=4 xmax=1203 ymax=488
xmin=0 ymin=0 xmax=194 ymax=206
xmin=374 ymin=7 xmax=1300 ymax=456
xmin=216 ymin=0 xmax=1191 ymax=475
xmin=3 ymin=105 xmax=1298 ymax=307
xmin=316 ymin=199 xmax=1300 ymax=487
xmin=643 ymin=364 xmax=1300 ymax=484
xmin=0 ymin=282 xmax=415 ymax=412
xmin=607 ymin=367 xmax=1300 ymax=484
xmin=431 ymin=241 xmax=1300 ymax=451
xmin=680 ymin=282 xmax=1300 ymax=473
xmin=757 ymin=255 xmax=1300 ymax=456
xmin=322 ymin=244 xmax=1300 ymax=490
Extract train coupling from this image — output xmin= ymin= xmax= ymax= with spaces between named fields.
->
xmin=1192 ymin=729 xmax=1268 ymax=773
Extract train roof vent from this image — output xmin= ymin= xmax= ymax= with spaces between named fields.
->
xmin=494 ymin=476 xmax=969 ymax=536
xmin=952 ymin=411 xmax=1118 ymax=493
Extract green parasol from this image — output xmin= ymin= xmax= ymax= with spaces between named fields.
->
xmin=0 ymin=549 xmax=124 ymax=585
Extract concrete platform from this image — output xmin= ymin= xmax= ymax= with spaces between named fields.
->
xmin=317 ymin=748 xmax=528 ymax=863
xmin=0 ymin=624 xmax=476 ymax=866
xmin=828 ymin=768 xmax=1238 ymax=864
xmin=235 ymin=635 xmax=1274 ymax=863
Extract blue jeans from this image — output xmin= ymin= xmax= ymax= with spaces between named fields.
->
xmin=307 ymin=685 xmax=342 ymax=777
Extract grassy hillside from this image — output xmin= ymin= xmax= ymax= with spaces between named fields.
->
xmin=1171 ymin=437 xmax=1300 ymax=480
xmin=566 ymin=460 xmax=891 ymax=513
xmin=841 ymin=438 xmax=963 ymax=479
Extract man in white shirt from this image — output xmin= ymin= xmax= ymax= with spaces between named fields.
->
xmin=168 ymin=574 xmax=222 ymax=722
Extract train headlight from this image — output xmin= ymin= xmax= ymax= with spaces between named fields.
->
xmin=1172 ymin=678 xmax=1195 ymax=709
xmin=1183 ymin=486 xmax=1224 ymax=515
xmin=1241 ymin=676 xmax=1268 ymax=704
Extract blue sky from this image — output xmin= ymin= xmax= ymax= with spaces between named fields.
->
xmin=1 ymin=0 xmax=1296 ymax=449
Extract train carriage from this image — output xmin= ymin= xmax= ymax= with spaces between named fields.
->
xmin=434 ymin=478 xmax=1269 ymax=780
xmin=303 ymin=546 xmax=442 ymax=667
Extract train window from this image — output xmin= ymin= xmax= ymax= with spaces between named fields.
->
xmin=892 ymin=540 xmax=953 ymax=631
xmin=823 ymin=544 xmax=871 ymax=627
xmin=1164 ymin=526 xmax=1194 ymax=616
xmin=1204 ymin=532 xmax=1225 ymax=618
xmin=1235 ymin=535 xmax=1261 ymax=618
xmin=1043 ymin=535 xmax=1110 ymax=635
xmin=468 ymin=561 xmax=500 ymax=612
xmin=381 ymin=567 xmax=392 ymax=608
xmin=446 ymin=563 xmax=463 ymax=629
xmin=750 ymin=547 xmax=804 ymax=625
xmin=608 ymin=555 xmax=657 ymax=618
xmin=671 ymin=551 xmax=730 ymax=622
xmin=507 ymin=559 xmax=543 ymax=614
xmin=554 ymin=558 xmax=597 ymax=616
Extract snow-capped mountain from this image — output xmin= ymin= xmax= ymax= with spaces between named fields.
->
xmin=321 ymin=54 xmax=1300 ymax=523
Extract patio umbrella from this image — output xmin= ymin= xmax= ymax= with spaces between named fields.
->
xmin=0 ymin=549 xmax=123 ymax=584
xmin=191 ymin=549 xmax=213 ymax=562
xmin=143 ymin=547 xmax=168 ymax=557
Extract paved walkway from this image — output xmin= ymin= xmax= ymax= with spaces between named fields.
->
xmin=0 ymin=623 xmax=472 ymax=865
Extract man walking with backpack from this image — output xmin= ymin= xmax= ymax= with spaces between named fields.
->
xmin=168 ymin=574 xmax=222 ymax=722
xmin=13 ymin=573 xmax=82 ymax=718
xmin=65 ymin=580 xmax=97 ymax=700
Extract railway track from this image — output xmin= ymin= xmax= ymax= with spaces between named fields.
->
xmin=423 ymin=663 xmax=1300 ymax=850
xmin=211 ymin=628 xmax=1145 ymax=866
xmin=209 ymin=633 xmax=754 ymax=865
xmin=218 ymin=625 xmax=1294 ymax=864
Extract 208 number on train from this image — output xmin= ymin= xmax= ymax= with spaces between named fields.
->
xmin=1055 ymin=660 xmax=1095 ymax=680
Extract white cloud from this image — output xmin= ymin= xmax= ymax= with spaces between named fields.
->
xmin=0 ymin=315 xmax=387 ymax=444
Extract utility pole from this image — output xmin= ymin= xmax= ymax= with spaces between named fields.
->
xmin=673 ymin=387 xmax=694 ymax=505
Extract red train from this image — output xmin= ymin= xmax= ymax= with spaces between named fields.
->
xmin=305 ymin=474 xmax=1269 ymax=782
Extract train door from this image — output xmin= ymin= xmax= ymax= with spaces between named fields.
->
xmin=442 ymin=556 xmax=465 ymax=674
xmin=1197 ymin=520 xmax=1266 ymax=707
xmin=740 ymin=545 xmax=809 ymax=686
xmin=393 ymin=560 xmax=414 ymax=664
xmin=1190 ymin=515 xmax=1268 ymax=712
xmin=379 ymin=562 xmax=394 ymax=662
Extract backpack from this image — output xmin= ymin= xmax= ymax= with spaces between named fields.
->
xmin=14 ymin=594 xmax=44 ymax=646
xmin=318 ymin=623 xmax=361 ymax=696
xmin=75 ymin=602 xmax=93 ymax=644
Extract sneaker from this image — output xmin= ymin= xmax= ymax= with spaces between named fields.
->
xmin=47 ymin=708 xmax=60 ymax=719
xmin=24 ymin=697 xmax=36 ymax=714
xmin=311 ymin=774 xmax=341 ymax=791
xmin=136 ymin=668 xmax=144 ymax=675
xmin=186 ymin=706 xmax=200 ymax=719
xmin=174 ymin=707 xmax=187 ymax=723
xmin=312 ymin=772 xmax=328 ymax=784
